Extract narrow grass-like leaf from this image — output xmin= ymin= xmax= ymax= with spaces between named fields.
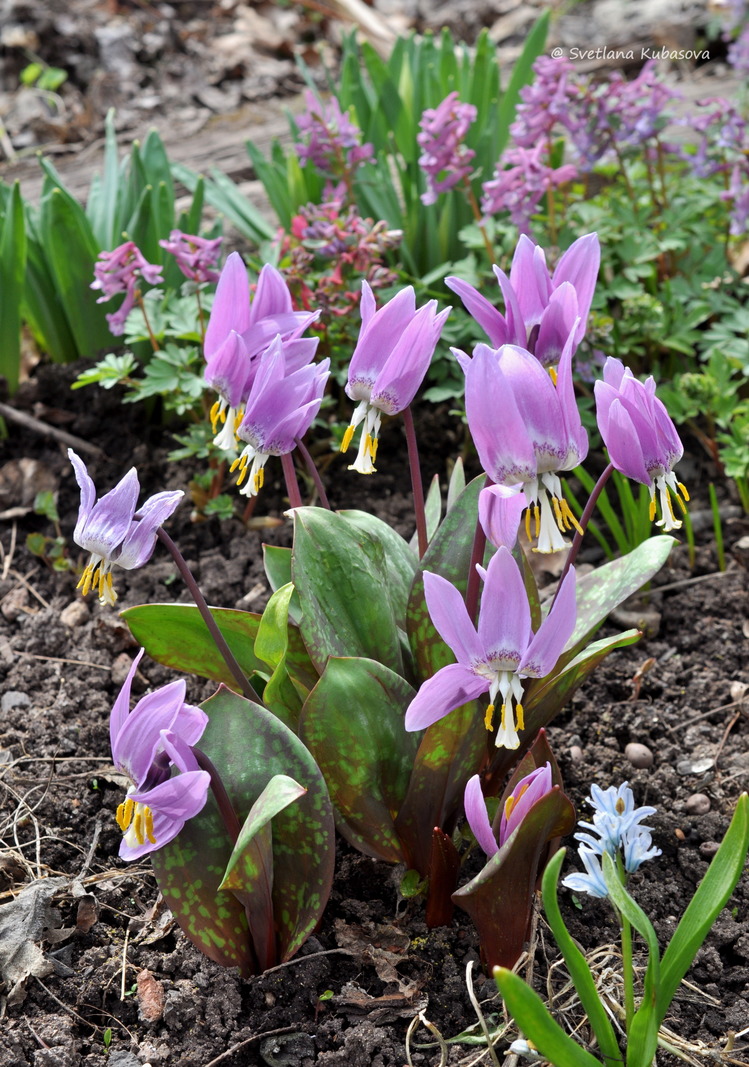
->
xmin=0 ymin=182 xmax=27 ymax=393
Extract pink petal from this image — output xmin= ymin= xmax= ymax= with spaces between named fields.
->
xmin=464 ymin=774 xmax=499 ymax=857
xmin=477 ymin=547 xmax=531 ymax=665
xmin=519 ymin=566 xmax=576 ymax=678
xmin=423 ymin=571 xmax=484 ymax=665
xmin=405 ymin=663 xmax=488 ymax=731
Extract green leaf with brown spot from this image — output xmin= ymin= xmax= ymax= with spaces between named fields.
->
xmin=299 ymin=656 xmax=419 ymax=863
xmin=292 ymin=507 xmax=417 ymax=676
xmin=150 ymin=687 xmax=335 ymax=973
xmin=121 ymin=603 xmax=266 ymax=686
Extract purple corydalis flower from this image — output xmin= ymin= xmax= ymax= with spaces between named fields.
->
xmin=447 ymin=232 xmax=600 ymax=364
xmin=405 ymin=546 xmax=576 ymax=749
xmin=111 ymin=649 xmax=210 ymax=860
xmin=204 ymin=253 xmax=319 ymax=450
xmin=480 ymin=144 xmax=578 ymax=235
xmin=455 ymin=334 xmax=588 ymax=553
xmin=340 ymin=281 xmax=450 ymax=474
xmin=464 ymin=763 xmax=554 ymax=857
xmin=231 ymin=335 xmax=328 ymax=497
xmin=159 ymin=230 xmax=223 ymax=284
xmin=69 ymin=449 xmax=182 ymax=607
xmin=594 ymin=356 xmax=688 ymax=532
xmin=91 ymin=242 xmax=164 ymax=336
xmin=295 ymin=90 xmax=374 ymax=176
xmin=417 ymin=92 xmax=477 ymax=205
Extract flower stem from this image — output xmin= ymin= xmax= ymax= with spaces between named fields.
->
xmin=135 ymin=292 xmax=160 ymax=353
xmin=157 ymin=527 xmax=261 ymax=704
xmin=281 ymin=452 xmax=303 ymax=509
xmin=193 ymin=746 xmax=241 ymax=844
xmin=294 ymin=436 xmax=331 ymax=509
xmin=553 ymin=463 xmax=614 ymax=606
xmin=402 ymin=405 xmax=427 ymax=558
xmin=617 ymin=855 xmax=635 ymax=1030
xmin=462 ymin=176 xmax=496 ymax=265
xmin=465 ymin=476 xmax=491 ymax=623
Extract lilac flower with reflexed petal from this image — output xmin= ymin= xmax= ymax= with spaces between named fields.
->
xmin=417 ymin=92 xmax=477 ymax=205
xmin=464 ymin=764 xmax=554 ymax=857
xmin=340 ymin=282 xmax=450 ymax=474
xmin=447 ymin=233 xmax=600 ymax=366
xmin=204 ymin=254 xmax=320 ymax=450
xmin=159 ymin=230 xmax=223 ymax=284
xmin=594 ymin=356 xmax=689 ymax=532
xmin=111 ymin=650 xmax=210 ymax=860
xmin=91 ymin=242 xmax=164 ymax=336
xmin=405 ymin=547 xmax=576 ymax=749
xmin=231 ymin=335 xmax=328 ymax=497
xmin=454 ymin=333 xmax=588 ymax=553
xmin=68 ymin=449 xmax=182 ymax=607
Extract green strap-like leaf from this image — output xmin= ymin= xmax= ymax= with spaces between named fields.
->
xmin=657 ymin=793 xmax=749 ymax=1027
xmin=0 ymin=182 xmax=27 ymax=393
xmin=541 ymin=851 xmax=622 ymax=1067
xmin=494 ymin=967 xmax=605 ymax=1067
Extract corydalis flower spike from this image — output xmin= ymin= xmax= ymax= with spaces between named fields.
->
xmin=68 ymin=450 xmax=182 ymax=606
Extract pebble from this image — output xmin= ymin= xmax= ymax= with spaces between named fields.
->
xmin=685 ymin=793 xmax=711 ymax=815
xmin=111 ymin=652 xmax=137 ymax=687
xmin=624 ymin=742 xmax=653 ymax=768
xmin=1 ymin=690 xmax=30 ymax=713
xmin=60 ymin=599 xmax=89 ymax=629
xmin=677 ymin=756 xmax=714 ymax=776
xmin=699 ymin=841 xmax=720 ymax=859
xmin=569 ymin=745 xmax=584 ymax=763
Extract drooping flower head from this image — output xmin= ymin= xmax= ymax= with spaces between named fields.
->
xmin=417 ymin=92 xmax=477 ymax=205
xmin=455 ymin=332 xmax=588 ymax=553
xmin=231 ymin=334 xmax=328 ymax=497
xmin=160 ymin=230 xmax=223 ymax=284
xmin=111 ymin=650 xmax=210 ymax=860
xmin=91 ymin=242 xmax=164 ymax=336
xmin=405 ymin=546 xmax=576 ymax=749
xmin=464 ymin=763 xmax=554 ymax=857
xmin=69 ymin=450 xmax=183 ymax=607
xmin=447 ymin=233 xmax=600 ymax=367
xmin=561 ymin=781 xmax=661 ymax=898
xmin=204 ymin=254 xmax=320 ymax=450
xmin=340 ymin=281 xmax=450 ymax=474
xmin=594 ymin=356 xmax=688 ymax=532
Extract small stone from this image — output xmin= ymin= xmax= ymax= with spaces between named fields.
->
xmin=60 ymin=599 xmax=89 ymax=629
xmin=624 ymin=742 xmax=653 ymax=768
xmin=699 ymin=841 xmax=720 ymax=859
xmin=730 ymin=680 xmax=748 ymax=704
xmin=1 ymin=691 xmax=30 ymax=713
xmin=685 ymin=793 xmax=711 ymax=815
xmin=676 ymin=757 xmax=714 ymax=776
xmin=569 ymin=745 xmax=584 ymax=763
xmin=111 ymin=652 xmax=137 ymax=687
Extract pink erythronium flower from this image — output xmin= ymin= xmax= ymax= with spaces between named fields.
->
xmin=405 ymin=547 xmax=577 ymax=749
xmin=231 ymin=335 xmax=328 ymax=497
xmin=455 ymin=330 xmax=588 ymax=553
xmin=159 ymin=230 xmax=223 ymax=284
xmin=111 ymin=650 xmax=210 ymax=860
xmin=446 ymin=232 xmax=600 ymax=366
xmin=417 ymin=91 xmax=477 ymax=205
xmin=478 ymin=484 xmax=526 ymax=550
xmin=464 ymin=763 xmax=554 ymax=857
xmin=594 ymin=356 xmax=688 ymax=532
xmin=68 ymin=449 xmax=183 ymax=606
xmin=204 ymin=253 xmax=320 ymax=450
xmin=340 ymin=281 xmax=450 ymax=474
xmin=91 ymin=242 xmax=164 ymax=336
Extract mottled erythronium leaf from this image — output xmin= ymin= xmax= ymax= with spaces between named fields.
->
xmin=262 ymin=544 xmax=302 ymax=624
xmin=394 ymin=701 xmax=487 ymax=877
xmin=150 ymin=687 xmax=335 ymax=974
xmin=299 ymin=656 xmax=419 ymax=864
xmin=292 ymin=507 xmax=417 ymax=676
xmin=220 ymin=774 xmax=307 ymax=973
xmin=254 ymin=583 xmax=317 ymax=732
xmin=406 ymin=475 xmax=485 ymax=683
xmin=425 ymin=827 xmax=460 ymax=928
xmin=409 ymin=473 xmax=442 ymax=551
xmin=563 ymin=534 xmax=674 ymax=655
xmin=453 ymin=788 xmax=576 ymax=971
xmin=121 ymin=603 xmax=266 ymax=686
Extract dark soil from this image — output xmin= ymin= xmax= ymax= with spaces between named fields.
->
xmin=0 ymin=360 xmax=747 ymax=1067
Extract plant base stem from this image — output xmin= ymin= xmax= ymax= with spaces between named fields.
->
xmin=403 ymin=406 xmax=427 ymax=558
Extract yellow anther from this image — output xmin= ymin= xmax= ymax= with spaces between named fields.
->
xmin=552 ymin=495 xmax=565 ymax=527
xmin=253 ymin=467 xmax=264 ymax=493
xmin=340 ymin=425 xmax=355 ymax=453
xmin=133 ymin=808 xmax=145 ymax=845
xmin=504 ymin=782 xmax=529 ymax=821
xmin=484 ymin=703 xmax=495 ymax=731
xmin=533 ymin=505 xmax=540 ymax=538
xmin=649 ymin=498 xmax=657 ymax=522
xmin=370 ymin=436 xmax=379 ymax=462
xmin=145 ymin=807 xmax=156 ymax=845
xmin=234 ymin=408 xmax=244 ymax=432
xmin=561 ymin=500 xmax=584 ymax=535
xmin=500 ymin=703 xmax=507 ymax=729
xmin=675 ymin=492 xmax=687 ymax=515
xmin=209 ymin=400 xmax=221 ymax=434
xmin=235 ymin=464 xmax=249 ymax=487
xmin=516 ymin=703 xmax=524 ymax=731
xmin=116 ymin=796 xmax=134 ymax=832
xmin=77 ymin=562 xmax=95 ymax=597
xmin=525 ymin=507 xmax=532 ymax=541
xmin=678 ymin=482 xmax=690 ymax=502
xmin=549 ymin=366 xmax=558 ymax=385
